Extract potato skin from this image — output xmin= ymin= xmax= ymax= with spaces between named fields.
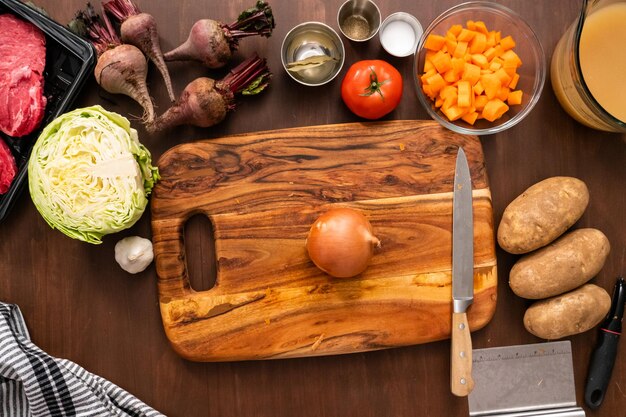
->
xmin=509 ymin=228 xmax=610 ymax=299
xmin=523 ymin=284 xmax=611 ymax=339
xmin=498 ymin=177 xmax=589 ymax=254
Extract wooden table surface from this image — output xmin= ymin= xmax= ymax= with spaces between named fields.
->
xmin=2 ymin=0 xmax=625 ymax=416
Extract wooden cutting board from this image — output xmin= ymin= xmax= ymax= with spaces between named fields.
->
xmin=151 ymin=120 xmax=497 ymax=362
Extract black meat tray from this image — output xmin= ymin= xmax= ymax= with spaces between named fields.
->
xmin=0 ymin=0 xmax=96 ymax=222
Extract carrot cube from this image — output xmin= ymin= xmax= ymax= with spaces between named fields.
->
xmin=453 ymin=41 xmax=469 ymax=59
xmin=482 ymin=98 xmax=509 ymax=122
xmin=444 ymin=69 xmax=459 ymax=83
xmin=471 ymin=53 xmax=489 ymax=69
xmin=494 ymin=68 xmax=512 ymax=86
xmin=461 ymin=63 xmax=481 ymax=85
xmin=502 ymin=50 xmax=522 ymax=68
xmin=473 ymin=81 xmax=484 ymax=95
xmin=457 ymin=80 xmax=472 ymax=108
xmin=443 ymin=104 xmax=466 ymax=121
xmin=469 ymin=32 xmax=487 ymax=54
xmin=509 ymin=72 xmax=520 ymax=89
xmin=474 ymin=94 xmax=489 ymax=111
xmin=426 ymin=73 xmax=447 ymax=94
xmin=466 ymin=20 xmax=476 ymax=31
xmin=462 ymin=111 xmax=479 ymax=125
xmin=507 ymin=89 xmax=523 ymax=105
xmin=457 ymin=28 xmax=476 ymax=42
xmin=499 ymin=35 xmax=516 ymax=51
xmin=445 ymin=39 xmax=458 ymax=55
xmin=497 ymin=87 xmax=510 ymax=101
xmin=448 ymin=24 xmax=463 ymax=37
xmin=424 ymin=34 xmax=447 ymax=51
xmin=474 ymin=21 xmax=489 ymax=35
xmin=451 ymin=57 xmax=466 ymax=75
xmin=481 ymin=73 xmax=502 ymax=100
xmin=431 ymin=50 xmax=452 ymax=73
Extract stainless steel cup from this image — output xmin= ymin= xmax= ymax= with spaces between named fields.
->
xmin=337 ymin=0 xmax=381 ymax=42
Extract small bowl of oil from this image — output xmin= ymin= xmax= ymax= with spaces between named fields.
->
xmin=281 ymin=21 xmax=345 ymax=86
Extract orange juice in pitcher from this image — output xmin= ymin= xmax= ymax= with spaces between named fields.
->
xmin=551 ymin=0 xmax=626 ymax=132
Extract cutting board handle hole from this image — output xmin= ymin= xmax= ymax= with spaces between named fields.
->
xmin=184 ymin=214 xmax=217 ymax=292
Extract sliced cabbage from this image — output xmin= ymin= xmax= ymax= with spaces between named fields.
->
xmin=28 ymin=105 xmax=159 ymax=244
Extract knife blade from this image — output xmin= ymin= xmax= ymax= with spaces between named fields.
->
xmin=451 ymin=146 xmax=475 ymax=397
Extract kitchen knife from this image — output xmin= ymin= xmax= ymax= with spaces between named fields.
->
xmin=584 ymin=276 xmax=625 ymax=409
xmin=451 ymin=146 xmax=475 ymax=397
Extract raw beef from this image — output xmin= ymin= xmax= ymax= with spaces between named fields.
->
xmin=0 ymin=14 xmax=47 ymax=137
xmin=0 ymin=138 xmax=17 ymax=194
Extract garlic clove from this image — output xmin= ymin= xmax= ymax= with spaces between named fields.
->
xmin=114 ymin=236 xmax=154 ymax=274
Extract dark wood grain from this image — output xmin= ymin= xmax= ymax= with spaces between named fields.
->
xmin=1 ymin=0 xmax=625 ymax=416
xmin=151 ymin=121 xmax=497 ymax=361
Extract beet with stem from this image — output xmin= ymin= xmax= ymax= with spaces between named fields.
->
xmin=70 ymin=4 xmax=155 ymax=123
xmin=103 ymin=0 xmax=176 ymax=102
xmin=163 ymin=1 xmax=275 ymax=69
xmin=147 ymin=54 xmax=271 ymax=132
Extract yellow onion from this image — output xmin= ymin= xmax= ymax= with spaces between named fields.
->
xmin=306 ymin=207 xmax=381 ymax=278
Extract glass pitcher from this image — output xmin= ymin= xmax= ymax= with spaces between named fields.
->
xmin=551 ymin=0 xmax=626 ymax=132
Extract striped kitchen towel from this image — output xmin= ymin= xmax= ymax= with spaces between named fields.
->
xmin=0 ymin=302 xmax=166 ymax=417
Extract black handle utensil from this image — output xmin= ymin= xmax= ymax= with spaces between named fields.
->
xmin=584 ymin=276 xmax=625 ymax=410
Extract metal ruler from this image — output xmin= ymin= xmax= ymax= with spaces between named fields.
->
xmin=468 ymin=341 xmax=586 ymax=417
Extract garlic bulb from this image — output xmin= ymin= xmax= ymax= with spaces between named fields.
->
xmin=114 ymin=236 xmax=154 ymax=274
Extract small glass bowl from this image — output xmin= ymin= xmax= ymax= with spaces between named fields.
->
xmin=413 ymin=1 xmax=546 ymax=135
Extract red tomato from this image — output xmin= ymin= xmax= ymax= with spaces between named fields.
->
xmin=341 ymin=60 xmax=403 ymax=120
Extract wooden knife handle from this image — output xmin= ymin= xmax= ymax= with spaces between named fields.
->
xmin=451 ymin=311 xmax=475 ymax=396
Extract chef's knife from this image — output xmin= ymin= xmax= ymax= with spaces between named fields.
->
xmin=451 ymin=146 xmax=475 ymax=397
xmin=584 ymin=276 xmax=625 ymax=409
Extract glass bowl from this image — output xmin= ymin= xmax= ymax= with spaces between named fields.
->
xmin=413 ymin=1 xmax=546 ymax=135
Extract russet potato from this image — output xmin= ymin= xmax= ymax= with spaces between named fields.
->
xmin=523 ymin=284 xmax=611 ymax=339
xmin=498 ymin=177 xmax=589 ymax=254
xmin=509 ymin=228 xmax=610 ymax=299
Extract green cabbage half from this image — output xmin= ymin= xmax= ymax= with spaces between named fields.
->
xmin=28 ymin=105 xmax=159 ymax=244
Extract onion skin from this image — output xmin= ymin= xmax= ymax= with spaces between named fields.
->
xmin=306 ymin=208 xmax=380 ymax=278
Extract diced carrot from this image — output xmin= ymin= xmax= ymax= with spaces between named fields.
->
xmin=507 ymin=89 xmax=523 ymax=105
xmin=445 ymin=39 xmax=458 ymax=55
xmin=440 ymin=85 xmax=457 ymax=100
xmin=501 ymin=50 xmax=522 ymax=68
xmin=426 ymin=72 xmax=447 ymax=94
xmin=453 ymin=41 xmax=469 ymax=59
xmin=474 ymin=94 xmax=489 ymax=111
xmin=471 ymin=53 xmax=489 ymax=69
xmin=469 ymin=32 xmax=487 ymax=54
xmin=451 ymin=57 xmax=466 ymax=75
xmin=481 ymin=73 xmax=501 ymax=100
xmin=442 ymin=104 xmax=466 ymax=121
xmin=448 ymin=24 xmax=463 ymax=37
xmin=457 ymin=28 xmax=476 ymax=42
xmin=499 ymin=35 xmax=516 ymax=51
xmin=418 ymin=20 xmax=523 ymax=124
xmin=509 ymin=72 xmax=520 ymax=89
xmin=483 ymin=47 xmax=497 ymax=61
xmin=462 ymin=111 xmax=479 ymax=125
xmin=420 ymin=68 xmax=436 ymax=84
xmin=422 ymin=84 xmax=435 ymax=99
xmin=444 ymin=69 xmax=458 ymax=83
xmin=473 ymin=81 xmax=484 ymax=95
xmin=424 ymin=34 xmax=447 ymax=51
xmin=461 ymin=63 xmax=481 ymax=85
xmin=494 ymin=68 xmax=512 ymax=86
xmin=431 ymin=50 xmax=452 ymax=73
xmin=442 ymin=93 xmax=457 ymax=111
xmin=482 ymin=98 xmax=509 ymax=122
xmin=457 ymin=80 xmax=472 ymax=108
xmin=474 ymin=21 xmax=489 ymax=35
xmin=497 ymin=87 xmax=510 ymax=101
